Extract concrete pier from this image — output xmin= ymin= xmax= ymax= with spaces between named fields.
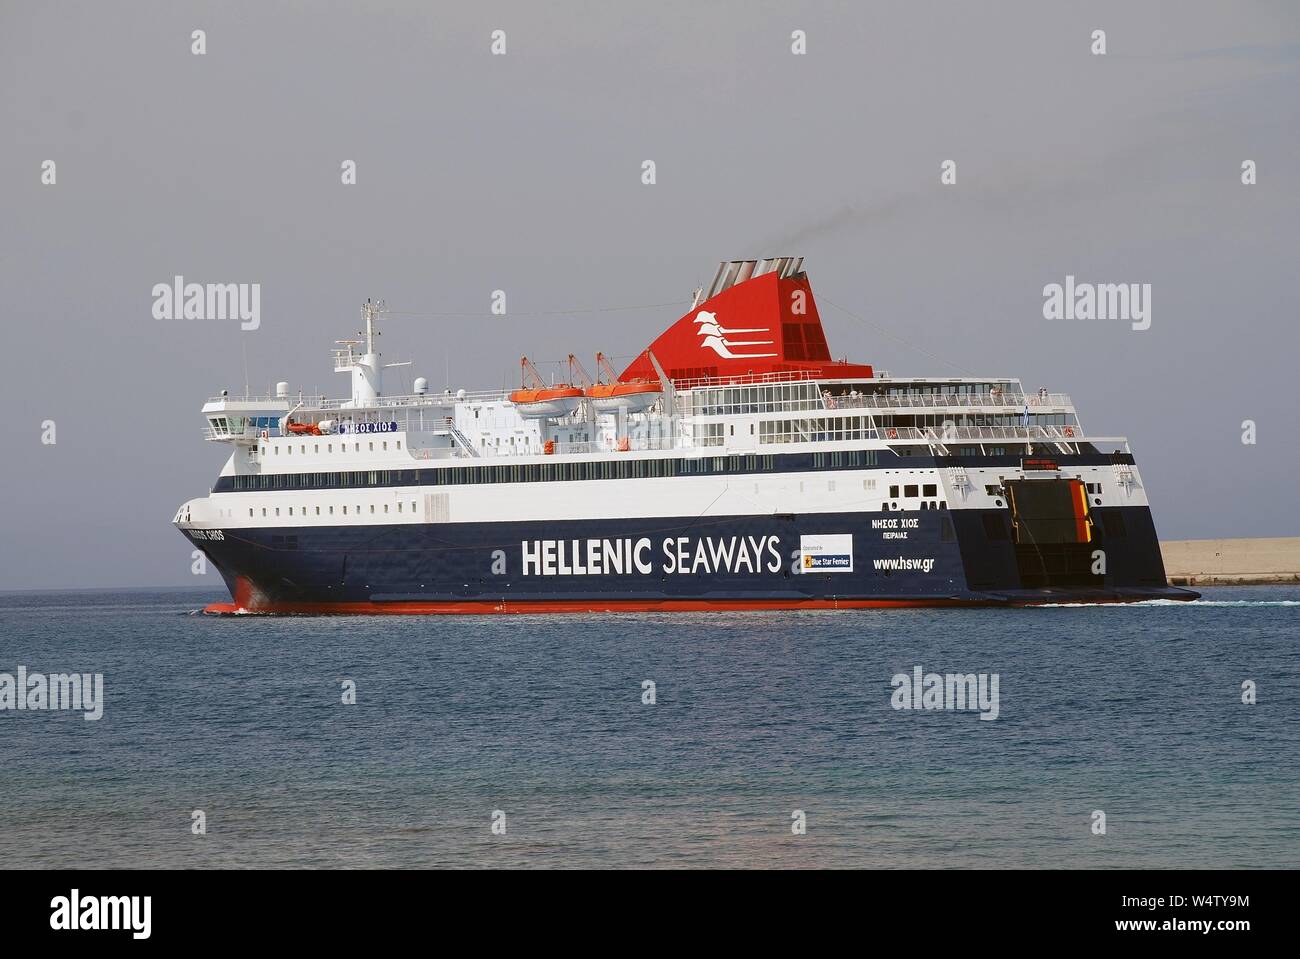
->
xmin=1162 ymin=537 xmax=1300 ymax=586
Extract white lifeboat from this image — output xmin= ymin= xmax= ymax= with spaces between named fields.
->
xmin=583 ymin=352 xmax=662 ymax=413
xmin=509 ymin=385 xmax=584 ymax=418
xmin=509 ymin=356 xmax=583 ymax=419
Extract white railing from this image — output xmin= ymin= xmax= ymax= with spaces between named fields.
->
xmin=202 ymin=426 xmax=268 ymax=442
xmin=880 ymin=425 xmax=1085 ymax=443
xmin=549 ymin=442 xmax=596 ymax=455
xmin=205 ymin=393 xmax=316 ymax=407
xmin=411 ymin=447 xmax=457 ymax=460
xmin=825 ymin=392 xmax=1072 ymax=410
xmin=313 ymin=388 xmax=510 ymax=411
xmin=206 ymin=389 xmax=511 ymax=411
xmin=672 ymin=369 xmax=822 ymax=391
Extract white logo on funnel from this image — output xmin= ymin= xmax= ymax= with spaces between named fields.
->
xmin=694 ymin=310 xmax=777 ymax=359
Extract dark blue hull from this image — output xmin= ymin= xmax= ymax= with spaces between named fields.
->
xmin=182 ymin=505 xmax=1197 ymax=612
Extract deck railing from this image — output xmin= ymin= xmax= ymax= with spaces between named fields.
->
xmin=825 ymin=392 xmax=1072 ymax=410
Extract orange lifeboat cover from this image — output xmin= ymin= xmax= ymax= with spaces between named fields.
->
xmin=585 ymin=380 xmax=660 ymax=400
xmin=509 ymin=385 xmax=584 ymax=404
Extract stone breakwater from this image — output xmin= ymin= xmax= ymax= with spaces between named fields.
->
xmin=1162 ymin=537 xmax=1300 ymax=586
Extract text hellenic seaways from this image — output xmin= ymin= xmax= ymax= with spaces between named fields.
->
xmin=522 ymin=535 xmax=783 ymax=576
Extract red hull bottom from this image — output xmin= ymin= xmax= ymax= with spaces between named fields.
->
xmin=200 ymin=594 xmax=1177 ymax=616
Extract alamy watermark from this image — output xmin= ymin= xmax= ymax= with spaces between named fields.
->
xmin=50 ymin=890 xmax=150 ymax=939
xmin=152 ymin=276 xmax=260 ymax=330
xmin=0 ymin=667 xmax=103 ymax=720
xmin=1043 ymin=275 xmax=1150 ymax=331
xmin=891 ymin=665 xmax=999 ymax=720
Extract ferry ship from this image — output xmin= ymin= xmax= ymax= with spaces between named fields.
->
xmin=175 ymin=257 xmax=1197 ymax=613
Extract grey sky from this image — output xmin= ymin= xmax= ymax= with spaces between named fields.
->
xmin=2 ymin=1 xmax=1297 ymax=589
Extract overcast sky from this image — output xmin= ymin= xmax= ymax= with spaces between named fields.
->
xmin=2 ymin=1 xmax=1297 ymax=589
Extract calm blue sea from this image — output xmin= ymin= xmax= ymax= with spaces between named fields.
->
xmin=0 ymin=587 xmax=1296 ymax=869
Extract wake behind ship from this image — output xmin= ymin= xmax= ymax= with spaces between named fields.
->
xmin=175 ymin=258 xmax=1197 ymax=613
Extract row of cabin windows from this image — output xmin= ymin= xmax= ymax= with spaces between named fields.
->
xmin=223 ymin=450 xmax=883 ymax=493
xmin=759 ymin=416 xmax=873 ymax=444
xmin=952 ymin=446 xmax=1014 ymax=457
xmin=251 ymin=501 xmax=419 ymax=518
xmin=269 ymin=440 xmax=400 ymax=455
xmin=884 ymin=483 xmax=945 ymax=511
xmin=889 ymin=483 xmax=939 ymax=498
xmin=690 ymin=382 xmax=823 ymax=416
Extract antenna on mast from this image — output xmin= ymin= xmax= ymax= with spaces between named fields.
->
xmin=361 ymin=298 xmax=387 ymax=355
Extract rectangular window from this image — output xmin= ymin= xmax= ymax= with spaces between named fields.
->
xmin=889 ymin=485 xmax=900 ymax=498
xmin=923 ymin=483 xmax=937 ymax=497
xmin=904 ymin=485 xmax=919 ymax=498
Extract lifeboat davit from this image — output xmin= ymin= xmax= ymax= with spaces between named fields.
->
xmin=510 ymin=356 xmax=585 ymax=419
xmin=582 ymin=351 xmax=662 ymax=413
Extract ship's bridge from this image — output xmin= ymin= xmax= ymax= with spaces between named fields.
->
xmin=201 ymin=393 xmax=291 ymax=443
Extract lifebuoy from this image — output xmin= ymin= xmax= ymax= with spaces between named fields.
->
xmin=886 ymin=428 xmax=899 ymax=440
xmin=1063 ymin=426 xmax=1075 ymax=437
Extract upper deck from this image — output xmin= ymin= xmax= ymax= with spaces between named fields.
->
xmin=197 ymin=261 xmax=1129 ymax=473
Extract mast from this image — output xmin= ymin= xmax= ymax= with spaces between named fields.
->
xmin=336 ymin=298 xmax=386 ymax=407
